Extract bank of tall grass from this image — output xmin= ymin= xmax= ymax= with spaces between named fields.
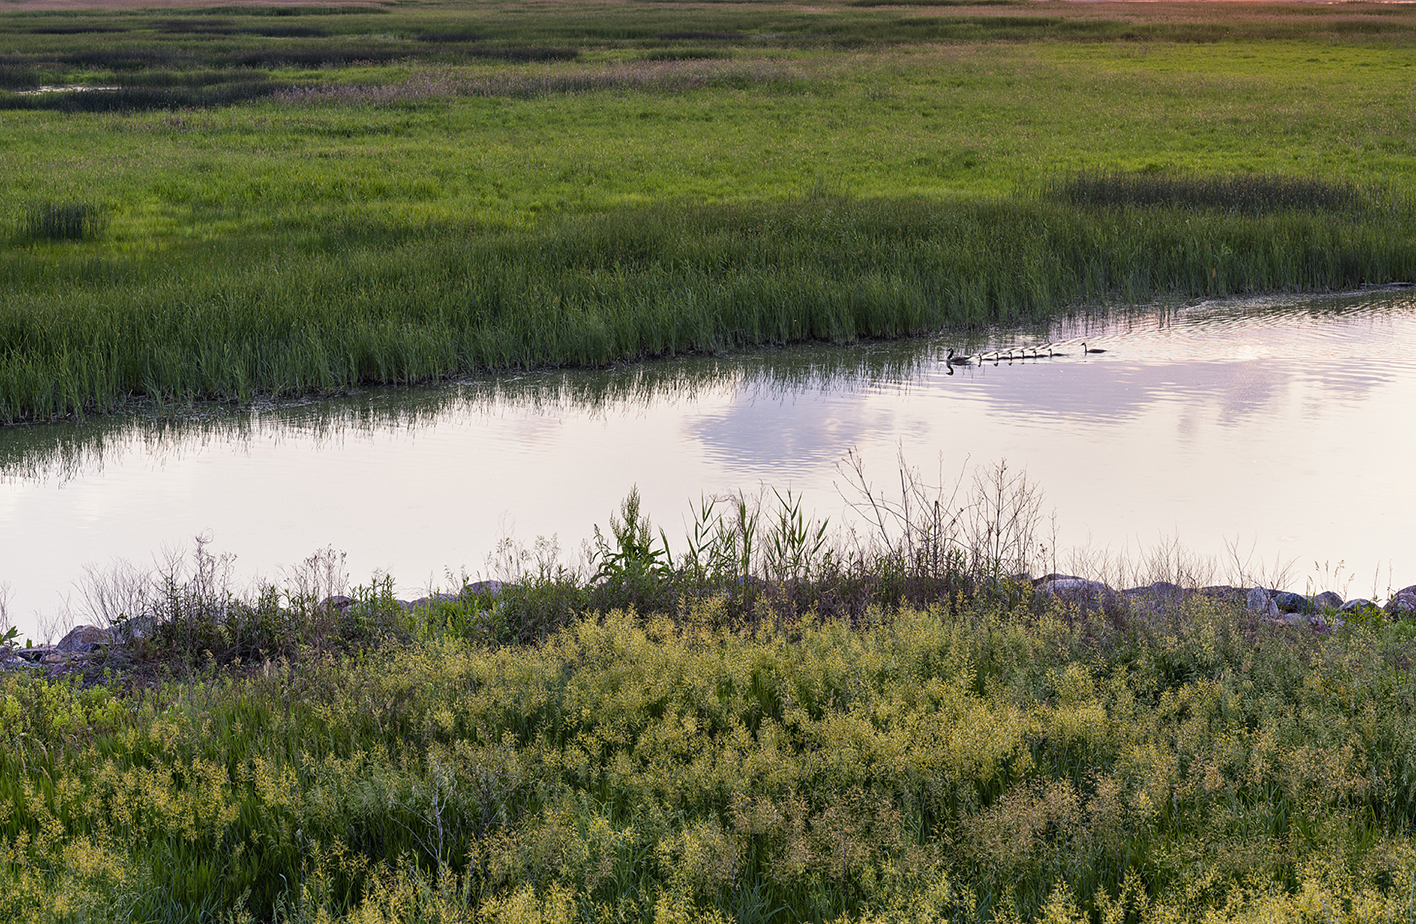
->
xmin=7 ymin=591 xmax=1416 ymax=923
xmin=5 ymin=189 xmax=1413 ymax=422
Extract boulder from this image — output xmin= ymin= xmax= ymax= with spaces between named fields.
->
xmin=465 ymin=581 xmax=505 ymax=597
xmin=1273 ymin=591 xmax=1312 ymax=615
xmin=1247 ymin=587 xmax=1280 ymax=618
xmin=321 ymin=595 xmax=354 ymax=613
xmin=56 ymin=625 xmax=110 ymax=653
xmin=406 ymin=592 xmax=464 ymax=609
xmin=112 ymin=614 xmax=153 ymax=643
xmin=1388 ymin=591 xmax=1416 ymax=617
xmin=1035 ymin=576 xmax=1119 ymax=613
xmin=1120 ymin=581 xmax=1187 ymax=616
xmin=1340 ymin=598 xmax=1379 ymax=615
xmin=1312 ymin=591 xmax=1344 ymax=611
xmin=1197 ymin=585 xmax=1247 ymax=605
xmin=1123 ymin=581 xmax=1185 ymax=601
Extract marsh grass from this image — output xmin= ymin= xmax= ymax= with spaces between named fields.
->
xmin=6 ymin=476 xmax=1416 ymax=922
xmin=7 ymin=571 xmax=1416 ymax=923
xmin=1 ymin=80 xmax=287 ymax=113
xmin=20 ymin=200 xmax=109 ymax=242
xmin=4 ymin=191 xmax=1413 ymax=422
xmin=1053 ymin=170 xmax=1364 ymax=215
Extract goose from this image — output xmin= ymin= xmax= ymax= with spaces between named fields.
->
xmin=1081 ymin=341 xmax=1107 ymax=354
xmin=946 ymin=348 xmax=974 ymax=366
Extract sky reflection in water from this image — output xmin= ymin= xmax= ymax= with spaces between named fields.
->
xmin=2 ymin=290 xmax=1414 ymax=637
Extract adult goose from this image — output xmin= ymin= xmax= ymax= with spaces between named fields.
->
xmin=946 ymin=348 xmax=974 ymax=365
xmin=1081 ymin=341 xmax=1107 ymax=354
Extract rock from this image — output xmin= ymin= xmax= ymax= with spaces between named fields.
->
xmin=1123 ymin=581 xmax=1185 ymax=601
xmin=1309 ymin=614 xmax=1338 ymax=633
xmin=1035 ymin=576 xmax=1118 ymax=613
xmin=56 ymin=625 xmax=111 ymax=653
xmin=321 ymin=595 xmax=354 ymax=613
xmin=1120 ymin=581 xmax=1188 ymax=617
xmin=1387 ymin=591 xmax=1416 ymax=616
xmin=1340 ymin=598 xmax=1378 ymax=615
xmin=1312 ymin=591 xmax=1344 ymax=611
xmin=406 ymin=592 xmax=464 ymax=609
xmin=465 ymin=580 xmax=505 ymax=597
xmin=111 ymin=614 xmax=153 ymax=643
xmin=1197 ymin=585 xmax=1247 ymax=605
xmin=16 ymin=646 xmax=57 ymax=664
xmin=1247 ymin=587 xmax=1280 ymax=618
xmin=1273 ymin=591 xmax=1312 ymax=615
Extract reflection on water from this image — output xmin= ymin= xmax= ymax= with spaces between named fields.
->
xmin=3 ymin=289 xmax=1415 ymax=637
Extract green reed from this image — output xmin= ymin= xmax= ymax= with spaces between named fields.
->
xmin=3 ymin=191 xmax=1413 ymax=422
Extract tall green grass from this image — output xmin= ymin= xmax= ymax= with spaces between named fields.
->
xmin=3 ymin=191 xmax=1413 ymax=422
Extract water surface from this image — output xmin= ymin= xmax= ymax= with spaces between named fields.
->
xmin=3 ymin=289 xmax=1414 ymax=638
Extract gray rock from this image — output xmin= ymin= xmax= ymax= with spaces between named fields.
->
xmin=1197 ymin=585 xmax=1247 ymax=604
xmin=1312 ymin=591 xmax=1344 ymax=611
xmin=56 ymin=625 xmax=110 ymax=652
xmin=1340 ymin=598 xmax=1378 ymax=614
xmin=1120 ymin=581 xmax=1187 ymax=616
xmin=1247 ymin=587 xmax=1280 ymax=618
xmin=1123 ymin=581 xmax=1185 ymax=601
xmin=112 ymin=614 xmax=153 ymax=643
xmin=406 ymin=592 xmax=464 ymax=609
xmin=1387 ymin=591 xmax=1416 ymax=616
xmin=1036 ymin=576 xmax=1118 ymax=613
xmin=465 ymin=580 xmax=505 ymax=597
xmin=1309 ymin=614 xmax=1338 ymax=633
xmin=1273 ymin=591 xmax=1312 ymax=614
xmin=16 ymin=646 xmax=57 ymax=663
xmin=321 ymin=595 xmax=354 ymax=612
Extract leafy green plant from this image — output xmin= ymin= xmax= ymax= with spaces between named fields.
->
xmin=590 ymin=487 xmax=674 ymax=612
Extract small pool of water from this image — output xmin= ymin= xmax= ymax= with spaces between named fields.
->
xmin=3 ymin=289 xmax=1414 ymax=639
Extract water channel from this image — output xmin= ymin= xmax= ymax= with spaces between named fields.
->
xmin=3 ymin=288 xmax=1414 ymax=640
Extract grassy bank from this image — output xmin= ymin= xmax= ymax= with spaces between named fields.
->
xmin=4 ymin=0 xmax=1416 ymax=420
xmin=4 ymin=477 xmax=1415 ymax=922
xmin=5 ymin=190 xmax=1414 ymax=422
xmin=7 ymin=590 xmax=1416 ymax=922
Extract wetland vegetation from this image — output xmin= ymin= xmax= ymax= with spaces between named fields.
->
xmin=7 ymin=1 xmax=1416 ymax=920
xmin=5 ymin=478 xmax=1416 ymax=923
xmin=3 ymin=0 xmax=1416 ymax=421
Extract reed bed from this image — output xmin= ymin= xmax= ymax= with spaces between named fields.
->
xmin=3 ymin=192 xmax=1413 ymax=423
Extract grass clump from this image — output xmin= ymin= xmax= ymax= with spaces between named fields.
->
xmin=1053 ymin=170 xmax=1364 ymax=215
xmin=19 ymin=200 xmax=108 ymax=242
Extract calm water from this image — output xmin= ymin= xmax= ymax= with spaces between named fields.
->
xmin=3 ymin=289 xmax=1415 ymax=639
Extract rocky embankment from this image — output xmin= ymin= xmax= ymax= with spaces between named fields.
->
xmin=4 ymin=578 xmax=1414 ymax=682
